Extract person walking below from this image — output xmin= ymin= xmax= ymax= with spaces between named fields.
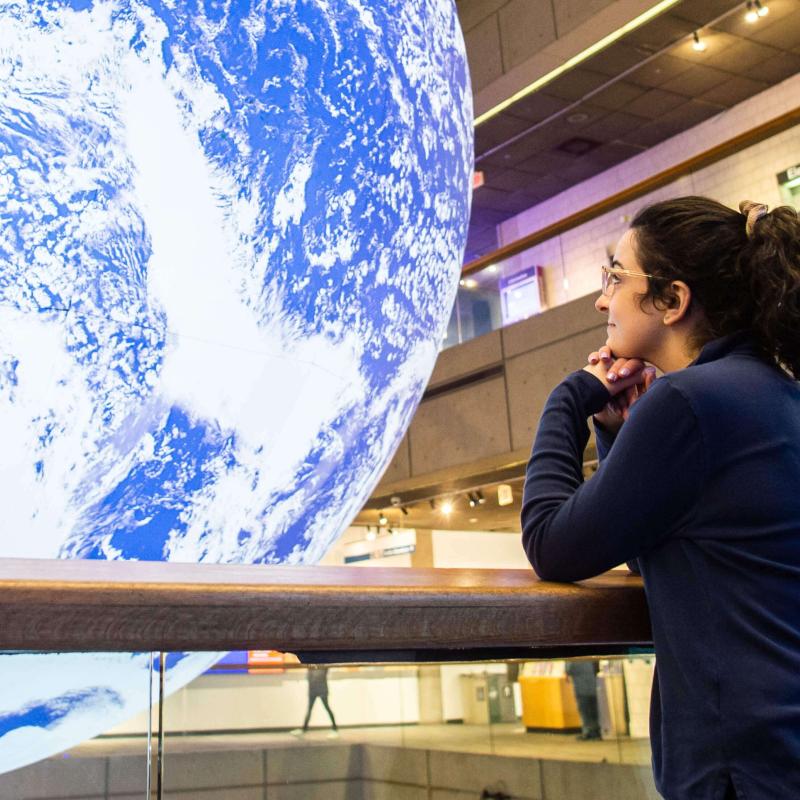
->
xmin=293 ymin=666 xmax=338 ymax=737
xmin=521 ymin=197 xmax=800 ymax=800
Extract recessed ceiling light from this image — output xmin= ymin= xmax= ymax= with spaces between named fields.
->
xmin=567 ymin=112 xmax=589 ymax=124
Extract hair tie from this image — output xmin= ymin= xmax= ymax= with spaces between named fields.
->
xmin=739 ymin=200 xmax=769 ymax=238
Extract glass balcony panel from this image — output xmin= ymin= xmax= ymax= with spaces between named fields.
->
xmin=0 ymin=650 xmax=656 ymax=798
xmin=0 ymin=650 xmax=157 ymax=799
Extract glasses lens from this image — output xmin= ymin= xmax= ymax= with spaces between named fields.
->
xmin=601 ymin=268 xmax=609 ymax=296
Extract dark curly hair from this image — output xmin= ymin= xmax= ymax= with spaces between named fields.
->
xmin=629 ymin=196 xmax=800 ymax=378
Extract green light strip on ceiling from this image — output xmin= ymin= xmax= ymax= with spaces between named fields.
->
xmin=473 ymin=0 xmax=683 ymax=127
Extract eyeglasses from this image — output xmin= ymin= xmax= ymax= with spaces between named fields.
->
xmin=601 ymin=264 xmax=659 ymax=297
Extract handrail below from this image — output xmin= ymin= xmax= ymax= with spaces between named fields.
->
xmin=0 ymin=558 xmax=651 ymax=660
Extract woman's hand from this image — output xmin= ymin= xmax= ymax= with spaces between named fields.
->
xmin=584 ymin=346 xmax=657 ymax=433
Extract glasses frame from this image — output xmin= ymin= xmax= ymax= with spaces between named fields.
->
xmin=601 ymin=264 xmax=659 ymax=297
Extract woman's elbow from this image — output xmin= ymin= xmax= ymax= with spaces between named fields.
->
xmin=522 ymin=525 xmax=560 ymax=581
xmin=522 ymin=524 xmax=584 ymax=583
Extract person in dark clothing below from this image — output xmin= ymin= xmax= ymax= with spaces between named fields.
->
xmin=293 ymin=666 xmax=338 ymax=736
xmin=565 ymin=660 xmax=601 ymax=740
xmin=521 ymin=197 xmax=800 ymax=800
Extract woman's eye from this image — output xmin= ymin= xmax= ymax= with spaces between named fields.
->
xmin=611 ymin=274 xmax=622 ymax=284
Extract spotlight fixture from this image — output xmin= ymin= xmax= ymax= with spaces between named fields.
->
xmin=476 ymin=490 xmax=485 ymax=505
xmin=366 ymin=527 xmax=377 ymax=541
xmin=429 ymin=498 xmax=437 ymax=510
xmin=400 ymin=506 xmax=409 ymax=516
xmin=692 ymin=31 xmax=707 ymax=52
xmin=440 ymin=499 xmax=454 ymax=515
xmin=378 ymin=512 xmax=388 ymax=526
xmin=468 ymin=492 xmax=479 ymax=508
xmin=744 ymin=0 xmax=768 ymax=22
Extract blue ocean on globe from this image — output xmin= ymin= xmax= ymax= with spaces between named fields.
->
xmin=0 ymin=0 xmax=472 ymax=771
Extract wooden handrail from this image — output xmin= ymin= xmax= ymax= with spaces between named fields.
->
xmin=463 ymin=106 xmax=800 ymax=277
xmin=0 ymin=558 xmax=651 ymax=660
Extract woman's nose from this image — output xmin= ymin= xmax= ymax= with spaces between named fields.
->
xmin=595 ymin=292 xmax=609 ymax=313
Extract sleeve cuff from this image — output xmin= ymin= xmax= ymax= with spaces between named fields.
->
xmin=593 ymin=418 xmax=617 ymax=460
xmin=566 ymin=369 xmax=612 ymax=417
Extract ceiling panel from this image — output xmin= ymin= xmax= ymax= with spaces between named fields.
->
xmin=575 ymin=109 xmax=650 ymax=142
xmin=624 ymin=87 xmax=689 ymax=118
xmin=516 ymin=173 xmax=573 ymax=202
xmin=507 ymin=90 xmax=570 ymax=123
xmin=589 ymin=81 xmax=647 ymax=111
xmin=558 ymin=158 xmax=608 ymax=185
xmin=585 ymin=141 xmax=646 ymax=169
xmin=660 ymin=63 xmax=731 ymax=95
xmin=626 ymin=53 xmax=694 ymax=88
xmin=485 ymin=168 xmax=543 ymax=193
xmin=544 ymin=67 xmax=613 ymax=101
xmin=470 ymin=186 xmax=527 ymax=213
xmin=757 ymin=50 xmax=800 ymax=80
xmin=474 ymin=111 xmax=538 ymax=154
xmin=699 ymin=74 xmax=771 ymax=106
xmin=671 ymin=0 xmax=743 ymax=25
xmin=623 ymin=14 xmax=695 ymax=50
xmin=589 ymin=41 xmax=648 ymax=77
xmin=752 ymin=6 xmax=800 ymax=48
xmin=619 ymin=119 xmax=686 ymax=148
xmin=517 ymin=146 xmax=597 ymax=176
xmin=655 ymin=98 xmax=725 ymax=128
xmin=708 ymin=38 xmax=781 ymax=72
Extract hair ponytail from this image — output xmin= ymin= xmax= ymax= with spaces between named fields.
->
xmin=629 ymin=196 xmax=800 ymax=379
xmin=742 ymin=204 xmax=800 ymax=379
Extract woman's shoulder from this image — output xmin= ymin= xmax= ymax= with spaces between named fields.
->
xmin=659 ymin=351 xmax=799 ymax=430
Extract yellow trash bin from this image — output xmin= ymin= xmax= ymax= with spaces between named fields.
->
xmin=519 ymin=675 xmax=581 ymax=732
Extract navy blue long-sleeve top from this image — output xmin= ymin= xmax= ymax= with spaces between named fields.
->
xmin=521 ymin=333 xmax=800 ymax=800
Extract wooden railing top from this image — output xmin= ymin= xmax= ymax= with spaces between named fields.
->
xmin=0 ymin=558 xmax=651 ymax=660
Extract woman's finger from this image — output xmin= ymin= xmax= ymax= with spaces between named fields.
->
xmin=607 ymin=357 xmax=645 ymax=383
xmin=587 ymin=350 xmax=601 ymax=365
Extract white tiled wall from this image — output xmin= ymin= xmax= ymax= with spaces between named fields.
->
xmin=497 ymin=72 xmax=800 ymax=308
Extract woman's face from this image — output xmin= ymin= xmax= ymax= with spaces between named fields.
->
xmin=595 ymin=229 xmax=664 ymax=360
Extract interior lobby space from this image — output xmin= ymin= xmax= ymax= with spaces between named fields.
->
xmin=1 ymin=0 xmax=800 ymax=798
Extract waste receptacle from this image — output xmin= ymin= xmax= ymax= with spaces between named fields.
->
xmin=519 ymin=675 xmax=581 ymax=732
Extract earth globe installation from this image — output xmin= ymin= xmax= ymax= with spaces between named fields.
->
xmin=0 ymin=0 xmax=472 ymax=773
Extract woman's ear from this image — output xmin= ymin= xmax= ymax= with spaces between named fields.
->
xmin=663 ymin=281 xmax=692 ymax=326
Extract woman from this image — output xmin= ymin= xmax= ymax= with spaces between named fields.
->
xmin=521 ymin=197 xmax=800 ymax=800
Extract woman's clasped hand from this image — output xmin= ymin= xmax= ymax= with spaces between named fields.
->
xmin=583 ymin=346 xmax=657 ymax=432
